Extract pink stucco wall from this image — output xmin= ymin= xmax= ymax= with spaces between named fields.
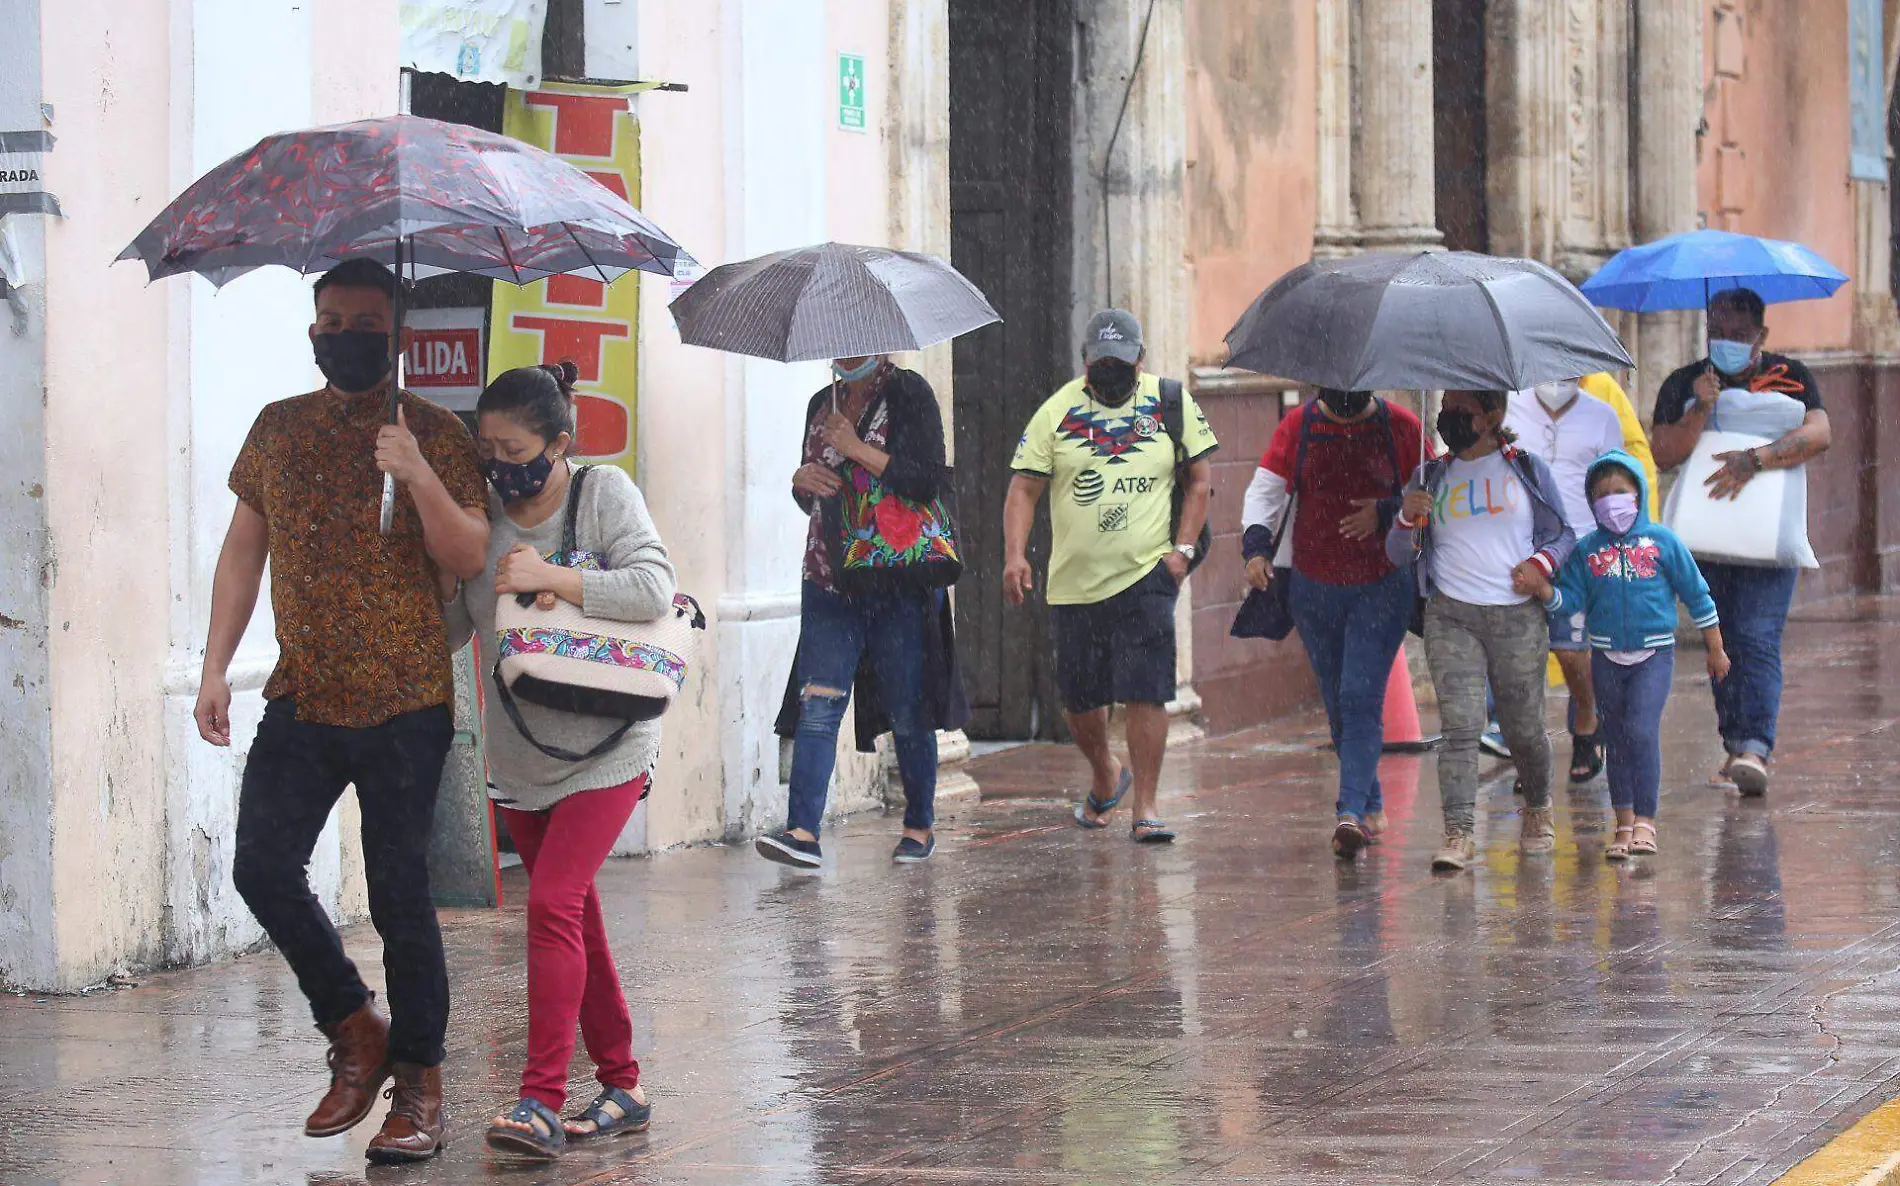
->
xmin=1699 ymin=0 xmax=1858 ymax=352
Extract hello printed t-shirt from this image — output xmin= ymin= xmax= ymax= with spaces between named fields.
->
xmin=1012 ymin=374 xmax=1218 ymax=605
xmin=1429 ymin=451 xmax=1534 ymax=607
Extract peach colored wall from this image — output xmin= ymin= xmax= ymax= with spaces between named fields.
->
xmin=1184 ymin=0 xmax=1317 ymax=366
xmin=1699 ymin=1 xmax=1857 ymax=351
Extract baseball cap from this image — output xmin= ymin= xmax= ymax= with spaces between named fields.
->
xmin=1081 ymin=308 xmax=1144 ymax=365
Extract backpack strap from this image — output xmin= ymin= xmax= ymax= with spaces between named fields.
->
xmin=1158 ymin=377 xmax=1187 ymax=461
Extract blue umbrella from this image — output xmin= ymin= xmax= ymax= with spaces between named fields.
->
xmin=1580 ymin=229 xmax=1849 ymax=312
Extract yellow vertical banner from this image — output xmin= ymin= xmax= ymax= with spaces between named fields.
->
xmin=487 ymin=82 xmax=644 ymax=479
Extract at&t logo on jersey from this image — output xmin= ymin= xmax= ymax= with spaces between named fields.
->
xmin=1072 ymin=470 xmax=1105 ymax=506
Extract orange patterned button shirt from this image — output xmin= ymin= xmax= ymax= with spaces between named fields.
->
xmin=230 ymin=385 xmax=487 ymax=728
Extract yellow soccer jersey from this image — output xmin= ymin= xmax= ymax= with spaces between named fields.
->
xmin=1011 ymin=373 xmax=1218 ymax=605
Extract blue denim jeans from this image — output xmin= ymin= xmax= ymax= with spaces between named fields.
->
xmin=1700 ymin=562 xmax=1799 ymax=757
xmin=1593 ymin=648 xmax=1674 ymax=818
xmin=786 ymin=581 xmax=938 ymax=837
xmin=1288 ymin=566 xmax=1415 ymax=820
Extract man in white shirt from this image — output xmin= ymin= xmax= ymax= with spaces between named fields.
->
xmin=1505 ymin=379 xmax=1626 ymax=784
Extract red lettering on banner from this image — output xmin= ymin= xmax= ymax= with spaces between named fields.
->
xmin=405 ymin=329 xmax=481 ymax=388
xmin=511 ymin=316 xmax=629 ymax=383
xmin=510 ymin=315 xmax=634 ymax=456
xmin=547 ymin=275 xmax=607 ymax=308
xmin=573 ymin=394 xmax=630 ymax=458
xmin=522 ymin=92 xmax=623 ymax=158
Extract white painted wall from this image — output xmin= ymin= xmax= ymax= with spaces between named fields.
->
xmin=9 ymin=0 xmax=396 ymax=989
xmin=0 ymin=0 xmax=55 ymax=991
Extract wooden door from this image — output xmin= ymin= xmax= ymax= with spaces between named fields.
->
xmin=949 ymin=0 xmax=1075 ymax=740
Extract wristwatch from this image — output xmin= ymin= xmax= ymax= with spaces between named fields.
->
xmin=1175 ymin=543 xmax=1198 ymax=562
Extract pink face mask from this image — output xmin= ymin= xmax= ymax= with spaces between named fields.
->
xmin=1592 ymin=492 xmax=1639 ymax=535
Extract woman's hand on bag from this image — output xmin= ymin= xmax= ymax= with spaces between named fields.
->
xmin=495 ymin=544 xmax=555 ymax=596
xmin=820 ymin=410 xmax=863 ymax=459
xmin=793 ymin=463 xmax=843 ymax=498
xmin=1245 ymin=556 xmax=1274 ymax=591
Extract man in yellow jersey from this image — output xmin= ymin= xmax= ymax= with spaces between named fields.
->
xmin=1003 ymin=309 xmax=1217 ymax=843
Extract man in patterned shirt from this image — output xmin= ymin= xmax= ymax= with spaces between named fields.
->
xmin=193 ymin=258 xmax=489 ymax=1163
xmin=1004 ymin=309 xmax=1217 ymax=843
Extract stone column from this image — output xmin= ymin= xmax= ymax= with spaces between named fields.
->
xmin=1633 ymin=0 xmax=1704 ymax=415
xmin=1354 ymin=0 xmax=1441 ymax=251
xmin=1312 ymin=0 xmax=1357 ymax=256
xmin=885 ymin=0 xmax=979 ymax=809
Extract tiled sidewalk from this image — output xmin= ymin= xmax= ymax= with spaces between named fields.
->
xmin=5 ymin=599 xmax=1900 ymax=1184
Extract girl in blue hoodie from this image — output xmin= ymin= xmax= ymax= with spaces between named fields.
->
xmin=1524 ymin=451 xmax=1731 ymax=861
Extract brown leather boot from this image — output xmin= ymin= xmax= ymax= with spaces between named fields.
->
xmin=366 ymin=1063 xmax=446 ymax=1163
xmin=304 ymin=1000 xmax=393 ymax=1138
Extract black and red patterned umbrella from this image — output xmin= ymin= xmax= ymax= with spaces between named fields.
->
xmin=119 ymin=114 xmax=695 ymax=533
xmin=117 ymin=114 xmax=690 ymax=286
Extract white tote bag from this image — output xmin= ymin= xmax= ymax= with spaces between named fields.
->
xmin=1660 ymin=388 xmax=1818 ymax=569
xmin=493 ymin=466 xmax=706 ymax=761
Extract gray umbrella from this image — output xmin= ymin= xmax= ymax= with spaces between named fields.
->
xmin=668 ymin=241 xmax=1000 ymax=362
xmin=1224 ymin=251 xmax=1633 ymax=391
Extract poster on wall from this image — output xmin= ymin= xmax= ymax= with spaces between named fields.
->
xmin=404 ymin=308 xmax=486 ymax=412
xmin=487 ymin=82 xmax=646 ymax=481
xmin=400 ymin=0 xmax=549 ymax=89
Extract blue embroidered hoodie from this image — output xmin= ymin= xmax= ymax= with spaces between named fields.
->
xmin=1547 ymin=449 xmax=1719 ymax=651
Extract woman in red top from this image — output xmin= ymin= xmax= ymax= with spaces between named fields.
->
xmin=1242 ymin=389 xmax=1429 ymax=858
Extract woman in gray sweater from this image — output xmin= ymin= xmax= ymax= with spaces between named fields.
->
xmin=442 ymin=363 xmax=675 ymax=1161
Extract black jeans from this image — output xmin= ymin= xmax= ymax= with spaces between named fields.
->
xmin=233 ymin=699 xmax=453 ymax=1066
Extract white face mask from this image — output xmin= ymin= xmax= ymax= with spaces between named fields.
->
xmin=1534 ymin=381 xmax=1577 ymax=412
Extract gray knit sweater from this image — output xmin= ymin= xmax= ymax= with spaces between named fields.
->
xmin=446 ymin=465 xmax=678 ymax=813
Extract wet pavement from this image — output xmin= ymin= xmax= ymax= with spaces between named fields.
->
xmin=6 ymin=599 xmax=1900 ymax=1185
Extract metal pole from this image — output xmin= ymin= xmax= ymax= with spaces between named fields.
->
xmin=379 ymin=235 xmax=405 ymax=535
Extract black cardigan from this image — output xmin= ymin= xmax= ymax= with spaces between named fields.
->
xmin=774 ymin=367 xmax=971 ymax=751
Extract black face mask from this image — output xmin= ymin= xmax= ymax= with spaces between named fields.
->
xmin=1437 ymin=408 xmax=1485 ymax=455
xmin=1319 ymin=389 xmax=1372 ymax=419
xmin=483 ymin=454 xmax=557 ymax=504
xmin=313 ymin=330 xmax=392 ymax=394
xmin=1085 ymin=359 xmax=1139 ymax=407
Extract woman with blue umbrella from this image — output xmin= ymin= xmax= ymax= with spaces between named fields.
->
xmin=1582 ymin=229 xmax=1843 ymax=799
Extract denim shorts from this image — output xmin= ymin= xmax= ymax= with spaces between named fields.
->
xmin=1050 ymin=563 xmax=1179 ymax=714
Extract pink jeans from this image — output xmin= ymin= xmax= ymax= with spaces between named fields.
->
xmin=498 ymin=775 xmax=645 ymax=1111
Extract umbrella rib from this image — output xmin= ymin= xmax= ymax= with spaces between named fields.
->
xmin=1474 ymin=280 xmax=1518 ymax=387
xmin=495 ymin=227 xmax=522 ymax=285
xmin=564 ymin=223 xmax=614 ymax=286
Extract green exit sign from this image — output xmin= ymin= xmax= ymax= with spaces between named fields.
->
xmin=839 ymin=53 xmax=866 ymax=131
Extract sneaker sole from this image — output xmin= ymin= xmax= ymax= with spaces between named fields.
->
xmin=1431 ymin=858 xmax=1471 ymax=872
xmin=1732 ymin=764 xmax=1769 ymax=797
xmin=892 ymin=851 xmax=934 ymax=865
xmin=755 ymin=836 xmax=821 ymax=869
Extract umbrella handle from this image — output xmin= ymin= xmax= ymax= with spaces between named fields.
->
xmin=379 ymin=472 xmax=397 ymax=535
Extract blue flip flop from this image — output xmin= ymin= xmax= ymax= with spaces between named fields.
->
xmin=1074 ymin=766 xmax=1133 ymax=828
xmin=1131 ymin=819 xmax=1177 ymax=844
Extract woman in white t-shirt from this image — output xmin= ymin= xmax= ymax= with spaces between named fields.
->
xmin=1386 ymin=390 xmax=1579 ymax=872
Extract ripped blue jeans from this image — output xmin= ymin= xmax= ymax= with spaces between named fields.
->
xmin=786 ymin=581 xmax=938 ymax=837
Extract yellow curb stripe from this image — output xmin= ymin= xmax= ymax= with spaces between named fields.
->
xmin=1776 ymin=1095 xmax=1900 ymax=1186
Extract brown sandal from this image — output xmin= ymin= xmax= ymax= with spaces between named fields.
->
xmin=1629 ymin=821 xmax=1658 ymax=856
xmin=1605 ymin=825 xmax=1634 ymax=862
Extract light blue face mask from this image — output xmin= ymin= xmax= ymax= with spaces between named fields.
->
xmin=1708 ymin=338 xmax=1757 ymax=376
xmin=832 ymin=356 xmax=881 ymax=383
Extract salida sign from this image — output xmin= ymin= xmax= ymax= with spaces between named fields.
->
xmin=403 ymin=308 xmax=485 ymax=410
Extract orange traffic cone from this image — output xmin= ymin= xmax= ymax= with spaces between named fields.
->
xmin=1381 ymin=643 xmax=1439 ymax=752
